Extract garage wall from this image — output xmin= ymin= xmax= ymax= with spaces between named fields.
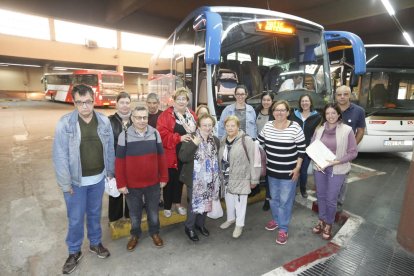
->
xmin=0 ymin=67 xmax=43 ymax=92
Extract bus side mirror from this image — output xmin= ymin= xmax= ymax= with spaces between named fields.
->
xmin=194 ymin=12 xmax=222 ymax=65
xmin=350 ymin=71 xmax=358 ymax=87
xmin=324 ymin=31 xmax=366 ymax=75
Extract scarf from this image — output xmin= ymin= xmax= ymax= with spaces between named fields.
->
xmin=191 ymin=129 xmax=220 ymax=214
xmin=174 ymin=107 xmax=196 ymax=134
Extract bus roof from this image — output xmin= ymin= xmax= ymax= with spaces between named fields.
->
xmin=175 ymin=6 xmax=324 ymax=36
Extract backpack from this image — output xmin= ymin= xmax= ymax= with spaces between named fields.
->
xmin=241 ymin=135 xmax=267 ymax=178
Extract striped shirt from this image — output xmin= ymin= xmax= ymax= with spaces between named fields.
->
xmin=257 ymin=121 xmax=306 ymax=179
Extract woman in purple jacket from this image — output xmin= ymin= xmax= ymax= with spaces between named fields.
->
xmin=311 ymin=103 xmax=357 ymax=240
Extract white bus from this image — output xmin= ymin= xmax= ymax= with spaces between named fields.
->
xmin=41 ymin=73 xmax=72 ymax=101
xmin=148 ymin=6 xmax=366 ymax=118
xmin=330 ymin=44 xmax=414 ymax=152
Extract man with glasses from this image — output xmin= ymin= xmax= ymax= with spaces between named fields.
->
xmin=53 ymin=84 xmax=115 ymax=274
xmin=115 ymin=106 xmax=168 ymax=252
xmin=217 ymin=84 xmax=257 ymax=139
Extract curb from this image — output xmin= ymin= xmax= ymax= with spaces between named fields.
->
xmin=263 ymin=193 xmax=364 ymax=275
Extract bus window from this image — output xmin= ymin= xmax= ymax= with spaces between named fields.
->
xmin=73 ymin=74 xmax=98 ymax=86
xmin=102 ymin=74 xmax=123 ymax=83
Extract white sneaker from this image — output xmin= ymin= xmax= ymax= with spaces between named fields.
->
xmin=177 ymin=206 xmax=187 ymax=216
xmin=232 ymin=226 xmax=243 ymax=238
xmin=220 ymin=220 xmax=235 ymax=229
xmin=164 ymin=210 xmax=172 ymax=218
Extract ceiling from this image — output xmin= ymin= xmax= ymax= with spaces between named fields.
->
xmin=1 ymin=0 xmax=413 ymax=44
xmin=0 ymin=0 xmax=413 ymax=69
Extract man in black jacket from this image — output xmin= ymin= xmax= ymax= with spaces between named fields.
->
xmin=108 ymin=92 xmax=132 ymax=222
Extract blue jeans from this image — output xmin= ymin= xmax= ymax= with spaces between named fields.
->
xmin=268 ymin=176 xmax=297 ymax=233
xmin=63 ymin=178 xmax=105 ymax=254
xmin=298 ymin=154 xmax=311 ymax=192
xmin=125 ymin=184 xmax=161 ymax=237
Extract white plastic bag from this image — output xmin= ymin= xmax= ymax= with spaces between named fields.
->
xmin=105 ymin=177 xmax=120 ymax=197
xmin=207 ymin=199 xmax=223 ymax=219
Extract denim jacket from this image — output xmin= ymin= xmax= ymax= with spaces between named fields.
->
xmin=217 ymin=103 xmax=257 ymax=139
xmin=53 ymin=110 xmax=115 ymax=192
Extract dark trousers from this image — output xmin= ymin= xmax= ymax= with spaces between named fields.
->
xmin=184 ymin=186 xmax=207 ymax=229
xmin=163 ymin=168 xmax=184 ymax=210
xmin=108 ymin=194 xmax=129 ymax=222
xmin=125 ymin=184 xmax=160 ymax=237
xmin=298 ymin=154 xmax=311 ymax=193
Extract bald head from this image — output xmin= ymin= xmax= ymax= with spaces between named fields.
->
xmin=335 ymin=85 xmax=351 ymax=109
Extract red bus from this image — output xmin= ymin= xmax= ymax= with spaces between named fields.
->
xmin=42 ymin=70 xmax=124 ymax=107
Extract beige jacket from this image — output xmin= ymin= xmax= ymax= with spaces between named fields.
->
xmin=218 ymin=130 xmax=260 ymax=195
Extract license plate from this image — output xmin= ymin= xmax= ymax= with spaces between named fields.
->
xmin=384 ymin=140 xmax=413 ymax=146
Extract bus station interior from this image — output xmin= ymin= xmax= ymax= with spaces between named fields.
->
xmin=1 ymin=0 xmax=414 ymax=275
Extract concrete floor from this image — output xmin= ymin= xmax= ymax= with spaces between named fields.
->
xmin=0 ymin=100 xmax=413 ymax=275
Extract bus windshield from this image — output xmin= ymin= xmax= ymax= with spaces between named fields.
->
xmin=331 ymin=45 xmax=414 ymax=114
xmin=218 ymin=13 xmax=328 ymax=110
xmin=330 ymin=44 xmax=414 ymax=152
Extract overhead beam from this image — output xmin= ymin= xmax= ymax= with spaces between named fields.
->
xmin=293 ymin=0 xmax=414 ymax=26
xmin=106 ymin=0 xmax=151 ymax=24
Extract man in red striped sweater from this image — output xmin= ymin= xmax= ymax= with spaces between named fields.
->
xmin=115 ymin=106 xmax=168 ymax=252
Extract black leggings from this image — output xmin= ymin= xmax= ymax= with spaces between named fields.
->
xmin=163 ymin=168 xmax=184 ymax=210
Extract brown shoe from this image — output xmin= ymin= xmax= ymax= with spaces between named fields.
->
xmin=322 ymin=224 xmax=332 ymax=240
xmin=312 ymin=220 xmax=325 ymax=235
xmin=127 ymin=236 xmax=138 ymax=252
xmin=151 ymin=234 xmax=164 ymax=248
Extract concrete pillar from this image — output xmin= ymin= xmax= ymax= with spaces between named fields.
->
xmin=397 ymin=150 xmax=414 ymax=253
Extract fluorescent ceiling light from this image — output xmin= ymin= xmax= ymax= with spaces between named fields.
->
xmin=381 ymin=0 xmax=395 ymax=16
xmin=402 ymin=32 xmax=414 ymax=47
xmin=0 ymin=62 xmax=41 ymax=67
xmin=366 ymin=54 xmax=379 ymax=64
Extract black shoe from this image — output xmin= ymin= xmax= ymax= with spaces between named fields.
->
xmin=195 ymin=225 xmax=210 ymax=236
xmin=262 ymin=199 xmax=270 ymax=211
xmin=62 ymin=251 xmax=82 ymax=274
xmin=301 ymin=191 xmax=308 ymax=198
xmin=248 ymin=186 xmax=260 ymax=198
xmin=185 ymin=227 xmax=199 ymax=241
xmin=89 ymin=243 xmax=110 ymax=258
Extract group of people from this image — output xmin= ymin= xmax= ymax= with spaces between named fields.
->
xmin=53 ymin=83 xmax=365 ymax=274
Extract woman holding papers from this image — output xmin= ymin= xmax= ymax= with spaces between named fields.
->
xmin=290 ymin=94 xmax=321 ymax=198
xmin=311 ymin=103 xmax=357 ymax=240
xmin=257 ymin=100 xmax=306 ymax=245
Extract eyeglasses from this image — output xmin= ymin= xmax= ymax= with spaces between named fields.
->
xmin=175 ymin=97 xmax=188 ymax=102
xmin=74 ymin=100 xmax=93 ymax=107
xmin=235 ymin=93 xmax=246 ymax=97
xmin=132 ymin=116 xmax=148 ymax=121
xmin=274 ymin=109 xmax=287 ymax=113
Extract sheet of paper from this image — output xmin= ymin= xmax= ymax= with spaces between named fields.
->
xmin=306 ymin=139 xmax=336 ymax=169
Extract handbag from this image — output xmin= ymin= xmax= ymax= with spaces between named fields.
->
xmin=207 ymin=199 xmax=223 ymax=219
xmin=105 ymin=177 xmax=120 ymax=197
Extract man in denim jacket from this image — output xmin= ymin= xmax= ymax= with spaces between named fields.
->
xmin=53 ymin=84 xmax=115 ymax=274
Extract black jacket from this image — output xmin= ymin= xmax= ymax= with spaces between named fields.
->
xmin=289 ymin=110 xmax=321 ymax=146
xmin=108 ymin=113 xmax=132 ymax=152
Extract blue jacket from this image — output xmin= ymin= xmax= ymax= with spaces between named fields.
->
xmin=53 ymin=110 xmax=115 ymax=192
xmin=217 ymin=103 xmax=257 ymax=139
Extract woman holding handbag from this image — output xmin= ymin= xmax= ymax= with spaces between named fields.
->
xmin=218 ymin=116 xmax=260 ymax=239
xmin=179 ymin=114 xmax=221 ymax=242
